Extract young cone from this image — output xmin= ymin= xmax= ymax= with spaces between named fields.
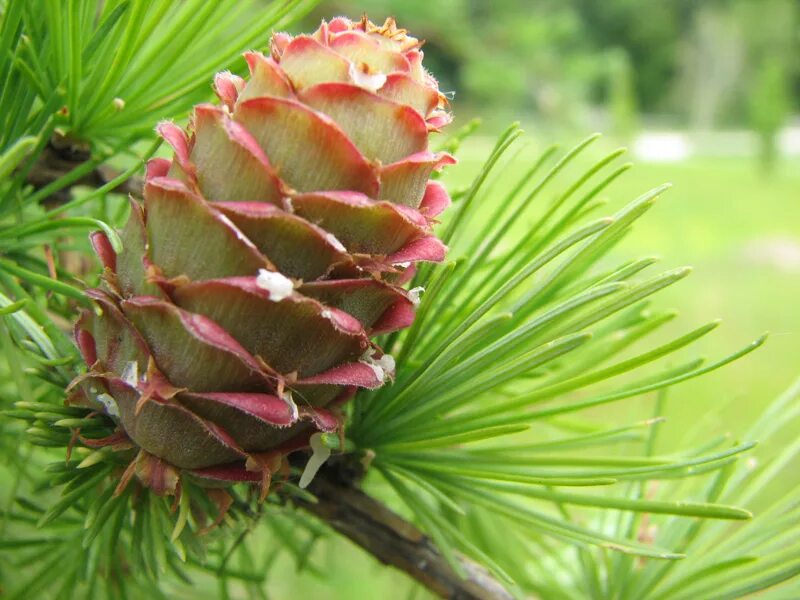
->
xmin=70 ymin=17 xmax=454 ymax=496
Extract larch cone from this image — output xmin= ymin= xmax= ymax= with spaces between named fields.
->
xmin=69 ymin=16 xmax=454 ymax=499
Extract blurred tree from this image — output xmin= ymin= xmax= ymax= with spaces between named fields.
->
xmin=575 ymin=0 xmax=691 ymax=113
xmin=607 ymin=48 xmax=639 ymax=141
xmin=737 ymin=0 xmax=797 ymax=170
xmin=749 ymin=57 xmax=792 ymax=171
xmin=678 ymin=4 xmax=744 ymax=130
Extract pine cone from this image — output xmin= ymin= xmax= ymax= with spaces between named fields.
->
xmin=69 ymin=16 xmax=454 ymax=496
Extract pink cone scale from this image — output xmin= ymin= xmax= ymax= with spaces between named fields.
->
xmin=69 ymin=16 xmax=454 ymax=498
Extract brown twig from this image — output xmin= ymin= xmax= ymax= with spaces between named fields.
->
xmin=298 ymin=461 xmax=513 ymax=600
xmin=25 ymin=140 xmax=144 ymax=205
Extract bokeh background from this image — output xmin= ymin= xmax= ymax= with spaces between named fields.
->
xmin=251 ymin=1 xmax=799 ymax=597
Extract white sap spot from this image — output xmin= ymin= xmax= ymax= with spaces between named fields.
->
xmin=122 ymin=361 xmax=139 ymax=387
xmin=96 ymin=393 xmax=120 ymax=418
xmin=375 ymin=353 xmax=395 ymax=375
xmin=363 ymin=360 xmax=384 ymax=381
xmin=299 ymin=432 xmax=331 ymax=489
xmin=360 ymin=350 xmax=395 ymax=382
xmin=395 ymin=261 xmax=410 ymax=268
xmin=256 ymin=269 xmax=294 ymax=301
xmin=325 ymin=232 xmax=346 ymax=253
xmin=408 ymin=286 xmax=424 ymax=307
xmin=283 ymin=197 xmax=294 ymax=212
xmin=348 ymin=62 xmax=387 ymax=92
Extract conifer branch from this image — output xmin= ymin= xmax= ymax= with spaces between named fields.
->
xmin=298 ymin=462 xmax=513 ymax=600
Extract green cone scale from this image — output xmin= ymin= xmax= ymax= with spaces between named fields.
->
xmin=70 ymin=16 xmax=454 ymax=495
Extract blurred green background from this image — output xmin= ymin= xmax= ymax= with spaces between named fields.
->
xmin=260 ymin=1 xmax=799 ymax=596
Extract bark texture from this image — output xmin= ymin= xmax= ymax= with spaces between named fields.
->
xmin=299 ymin=462 xmax=513 ymax=600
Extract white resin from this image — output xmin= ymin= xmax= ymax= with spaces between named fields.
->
xmin=360 ymin=350 xmax=395 ymax=382
xmin=325 ymin=232 xmax=346 ymax=252
xmin=256 ymin=269 xmax=294 ymax=301
xmin=122 ymin=361 xmax=139 ymax=387
xmin=299 ymin=432 xmax=331 ymax=489
xmin=348 ymin=62 xmax=387 ymax=92
xmin=408 ymin=286 xmax=425 ymax=307
xmin=96 ymin=393 xmax=120 ymax=418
